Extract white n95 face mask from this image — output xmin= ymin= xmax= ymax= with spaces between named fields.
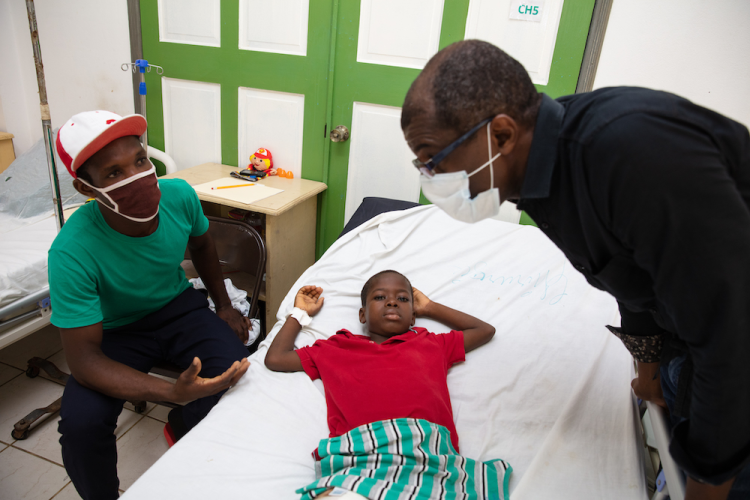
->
xmin=419 ymin=123 xmax=501 ymax=224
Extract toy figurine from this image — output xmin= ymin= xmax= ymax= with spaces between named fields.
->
xmin=249 ymin=148 xmax=273 ymax=173
xmin=247 ymin=147 xmax=293 ymax=178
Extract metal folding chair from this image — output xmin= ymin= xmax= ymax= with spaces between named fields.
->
xmin=146 ymin=216 xmax=267 ymax=402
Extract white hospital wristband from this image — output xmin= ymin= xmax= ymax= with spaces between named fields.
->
xmin=287 ymin=307 xmax=312 ymax=327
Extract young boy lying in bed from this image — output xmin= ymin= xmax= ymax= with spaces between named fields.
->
xmin=265 ymin=270 xmax=511 ymax=499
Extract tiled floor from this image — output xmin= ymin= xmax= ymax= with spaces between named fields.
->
xmin=0 ymin=325 xmax=170 ymax=499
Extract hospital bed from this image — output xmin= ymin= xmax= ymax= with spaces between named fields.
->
xmin=123 ymin=202 xmax=657 ymax=499
xmin=0 ymin=213 xmax=57 ymax=349
xmin=0 ymin=134 xmax=75 ymax=350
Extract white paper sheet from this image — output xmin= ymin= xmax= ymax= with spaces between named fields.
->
xmin=124 ymin=206 xmax=645 ymax=500
xmin=192 ymin=178 xmax=283 ymax=205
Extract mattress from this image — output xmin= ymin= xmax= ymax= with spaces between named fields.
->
xmin=123 ymin=205 xmax=646 ymax=499
xmin=0 ymin=214 xmax=57 ymax=308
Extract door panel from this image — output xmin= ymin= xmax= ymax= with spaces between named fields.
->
xmin=356 ymin=0 xmax=444 ymax=69
xmin=466 ymin=0 xmax=595 ymax=96
xmin=344 ymin=102 xmax=422 ymax=221
xmin=161 ymin=77 xmax=222 ymax=170
xmin=157 ymin=0 xmax=221 ymax=47
xmin=466 ymin=0 xmax=565 ymax=86
xmin=237 ymin=87 xmax=305 ymax=178
xmin=238 ymin=0 xmax=310 ymax=56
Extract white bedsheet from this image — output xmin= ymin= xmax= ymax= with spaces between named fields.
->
xmin=0 ymin=214 xmax=57 ymax=308
xmin=124 ymin=206 xmax=646 ymax=500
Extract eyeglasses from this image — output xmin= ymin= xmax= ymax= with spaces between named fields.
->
xmin=412 ymin=117 xmax=493 ymax=177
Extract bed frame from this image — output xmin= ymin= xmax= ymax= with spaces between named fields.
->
xmin=0 ymin=288 xmax=52 ymax=351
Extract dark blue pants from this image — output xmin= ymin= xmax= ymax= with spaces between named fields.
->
xmin=58 ymin=287 xmax=248 ymax=500
xmin=661 ymin=355 xmax=750 ymax=498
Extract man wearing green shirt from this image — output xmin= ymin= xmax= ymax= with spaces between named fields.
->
xmin=51 ymin=110 xmax=250 ymax=500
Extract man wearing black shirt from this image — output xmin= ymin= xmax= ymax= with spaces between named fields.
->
xmin=401 ymin=40 xmax=750 ymax=500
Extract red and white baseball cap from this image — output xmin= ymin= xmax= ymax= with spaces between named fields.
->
xmin=56 ymin=110 xmax=147 ymax=178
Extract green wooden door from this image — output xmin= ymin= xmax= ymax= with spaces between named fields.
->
xmin=316 ymin=1 xmax=470 ymax=251
xmin=141 ymin=0 xmax=595 ymax=256
xmin=317 ymin=0 xmax=596 ymax=251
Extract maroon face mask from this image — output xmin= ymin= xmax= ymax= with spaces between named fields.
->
xmin=78 ymin=164 xmax=161 ymax=222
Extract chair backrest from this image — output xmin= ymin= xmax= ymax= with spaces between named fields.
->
xmin=184 ymin=216 xmax=266 ymax=320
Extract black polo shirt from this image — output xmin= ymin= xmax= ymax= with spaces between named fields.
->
xmin=515 ymin=87 xmax=750 ymax=484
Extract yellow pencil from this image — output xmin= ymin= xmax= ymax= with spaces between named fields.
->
xmin=211 ymin=183 xmax=254 ymax=190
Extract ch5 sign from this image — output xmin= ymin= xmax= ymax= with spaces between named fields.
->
xmin=509 ymin=0 xmax=544 ymax=22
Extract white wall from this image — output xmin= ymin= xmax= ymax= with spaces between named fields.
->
xmin=2 ymin=1 xmax=747 ymax=155
xmin=0 ymin=89 xmax=7 ymax=133
xmin=0 ymin=0 xmax=40 ymax=155
xmin=594 ymin=0 xmax=750 ymax=129
xmin=0 ymin=0 xmax=134 ymax=156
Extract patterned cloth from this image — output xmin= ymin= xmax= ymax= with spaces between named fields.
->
xmin=606 ymin=325 xmax=663 ymax=363
xmin=297 ymin=419 xmax=511 ymax=500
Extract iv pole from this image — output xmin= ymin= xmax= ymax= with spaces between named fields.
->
xmin=25 ymin=0 xmax=65 ymax=231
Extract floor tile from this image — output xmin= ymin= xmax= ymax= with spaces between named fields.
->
xmin=115 ymin=417 xmax=169 ymax=490
xmin=0 ymin=363 xmax=22 ymax=387
xmin=0 ymin=446 xmax=69 ymax=500
xmin=50 ymin=482 xmax=81 ymax=500
xmin=12 ymin=408 xmax=144 ymax=467
xmin=115 ymin=409 xmax=146 ymax=440
xmin=146 ymin=404 xmax=170 ymax=423
xmin=0 ymin=325 xmax=63 ymax=370
xmin=0 ymin=374 xmax=63 ymax=444
xmin=38 ymin=349 xmax=69 ymax=386
xmin=10 ymin=414 xmax=64 ymax=466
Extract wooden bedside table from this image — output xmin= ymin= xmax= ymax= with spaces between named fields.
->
xmin=0 ymin=132 xmax=16 ymax=173
xmin=162 ymin=163 xmax=327 ymax=333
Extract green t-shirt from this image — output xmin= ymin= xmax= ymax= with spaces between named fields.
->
xmin=48 ymin=178 xmax=209 ymax=329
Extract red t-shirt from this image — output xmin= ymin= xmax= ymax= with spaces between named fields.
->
xmin=295 ymin=327 xmax=465 ymax=451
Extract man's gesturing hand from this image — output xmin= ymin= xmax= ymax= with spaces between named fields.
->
xmin=170 ymin=357 xmax=250 ymax=404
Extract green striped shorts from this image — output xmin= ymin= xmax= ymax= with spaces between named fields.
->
xmin=297 ymin=418 xmax=511 ymax=500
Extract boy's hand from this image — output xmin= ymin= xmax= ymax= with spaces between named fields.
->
xmin=412 ymin=287 xmax=432 ymax=317
xmin=294 ymin=286 xmax=325 ymax=316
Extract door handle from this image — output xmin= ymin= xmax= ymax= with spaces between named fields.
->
xmin=330 ymin=125 xmax=350 ymax=143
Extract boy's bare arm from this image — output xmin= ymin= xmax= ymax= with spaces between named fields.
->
xmin=413 ymin=288 xmax=495 ymax=353
xmin=265 ymin=286 xmax=324 ymax=372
